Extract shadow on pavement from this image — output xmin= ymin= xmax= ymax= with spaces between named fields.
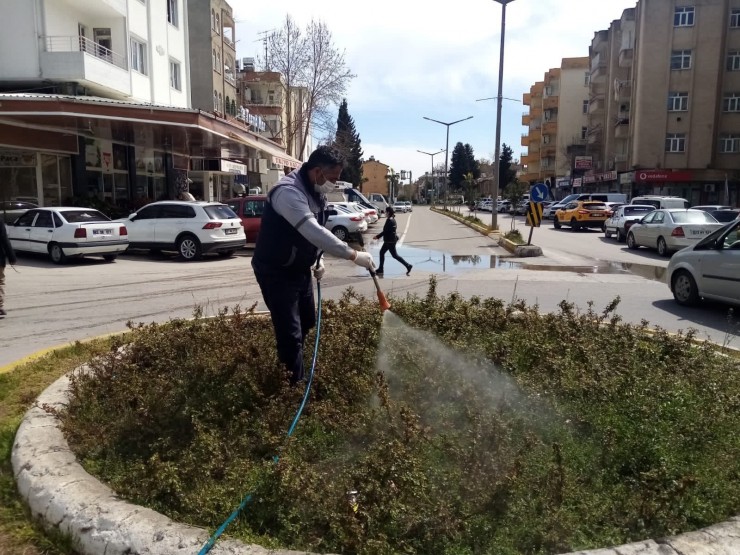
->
xmin=652 ymin=298 xmax=740 ymax=343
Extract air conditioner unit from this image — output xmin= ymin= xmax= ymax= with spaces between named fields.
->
xmin=704 ymin=183 xmax=715 ymax=193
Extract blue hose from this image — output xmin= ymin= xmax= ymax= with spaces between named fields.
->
xmin=197 ymin=276 xmax=323 ymax=555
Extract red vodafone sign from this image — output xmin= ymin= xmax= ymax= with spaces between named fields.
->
xmin=635 ymin=170 xmax=693 ymax=183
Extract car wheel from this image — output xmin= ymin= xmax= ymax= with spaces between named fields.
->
xmin=48 ymin=243 xmax=66 ymax=264
xmin=626 ymin=232 xmax=639 ymax=249
xmin=616 ymin=228 xmax=625 ymax=242
xmin=553 ymin=218 xmax=561 ymax=229
xmin=177 ymin=235 xmax=202 ymax=261
xmin=332 ymin=226 xmax=349 ymax=242
xmin=218 ymin=250 xmax=235 ymax=258
xmin=604 ymin=227 xmax=612 ymax=239
xmin=672 ymin=270 xmax=700 ymax=306
xmin=103 ymin=255 xmax=117 ymax=262
xmin=570 ymin=218 xmax=579 ymax=231
xmin=657 ymin=237 xmax=670 ymax=257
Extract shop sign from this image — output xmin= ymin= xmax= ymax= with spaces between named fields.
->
xmin=620 ymin=171 xmax=634 ymax=185
xmin=273 ymin=155 xmax=301 ymax=169
xmin=635 ymin=170 xmax=694 ymax=183
xmin=574 ymin=156 xmax=592 ymax=170
xmin=237 ymin=107 xmax=266 ymax=132
xmin=221 ymin=160 xmax=247 ymax=175
xmin=0 ymin=150 xmax=36 ymax=167
xmin=556 ymin=178 xmax=570 ymax=188
xmin=572 ymin=177 xmax=582 ymax=188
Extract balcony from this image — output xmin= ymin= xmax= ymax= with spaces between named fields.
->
xmin=543 ymin=95 xmax=559 ymax=110
xmin=543 ymin=120 xmax=557 ymax=134
xmin=614 ymin=121 xmax=629 ymax=139
xmin=589 ymin=96 xmax=605 ymax=115
xmin=592 ymin=30 xmax=608 ymax=53
xmin=521 ymin=134 xmax=530 ymax=147
xmin=614 ymin=80 xmax=631 ymax=101
xmin=40 ymin=35 xmax=130 ymax=97
xmin=522 ymin=112 xmax=531 ymax=125
xmin=591 ymin=53 xmax=607 ymax=78
xmin=529 ymin=128 xmax=541 ymax=142
xmin=541 ymin=145 xmax=556 ymax=158
xmin=522 ymin=92 xmax=531 ymax=105
xmin=520 ymin=154 xmax=529 ymax=165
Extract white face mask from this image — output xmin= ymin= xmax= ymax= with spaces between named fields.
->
xmin=314 ymin=170 xmax=336 ymax=194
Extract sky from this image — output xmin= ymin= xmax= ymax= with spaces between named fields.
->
xmin=234 ymin=0 xmax=638 ymax=182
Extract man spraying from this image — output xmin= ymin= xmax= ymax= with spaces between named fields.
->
xmin=252 ymin=145 xmax=374 ymax=384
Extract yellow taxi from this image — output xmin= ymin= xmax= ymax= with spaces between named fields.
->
xmin=553 ymin=200 xmax=609 ymax=231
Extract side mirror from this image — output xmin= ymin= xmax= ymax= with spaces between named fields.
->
xmin=128 ymin=213 xmax=138 ymax=221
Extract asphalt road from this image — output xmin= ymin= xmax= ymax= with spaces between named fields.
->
xmin=1 ymin=207 xmax=738 ymax=369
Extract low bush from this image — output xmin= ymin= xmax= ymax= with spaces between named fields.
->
xmin=61 ymin=286 xmax=740 ymax=555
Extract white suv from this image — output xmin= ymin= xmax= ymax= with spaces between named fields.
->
xmin=124 ymin=201 xmax=246 ymax=260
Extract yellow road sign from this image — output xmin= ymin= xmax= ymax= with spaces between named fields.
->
xmin=525 ymin=201 xmax=543 ymax=227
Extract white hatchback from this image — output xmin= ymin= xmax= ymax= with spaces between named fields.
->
xmin=325 ymin=204 xmax=368 ymax=241
xmin=6 ymin=207 xmax=128 ymax=264
xmin=124 ymin=201 xmax=245 ymax=261
xmin=667 ymin=219 xmax=740 ymax=306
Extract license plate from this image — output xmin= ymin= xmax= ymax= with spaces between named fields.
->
xmin=691 ymin=229 xmax=710 ymax=236
xmin=591 ymin=213 xmax=604 ymax=217
xmin=225 ymin=228 xmax=237 ymax=235
xmin=93 ymin=229 xmax=112 ymax=235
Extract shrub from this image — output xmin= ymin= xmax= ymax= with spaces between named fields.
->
xmin=61 ymin=288 xmax=740 ymax=555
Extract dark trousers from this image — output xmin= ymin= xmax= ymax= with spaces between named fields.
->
xmin=378 ymin=241 xmax=410 ymax=271
xmin=254 ymin=267 xmax=316 ymax=384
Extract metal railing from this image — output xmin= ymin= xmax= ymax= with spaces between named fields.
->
xmin=43 ymin=35 xmax=127 ymax=70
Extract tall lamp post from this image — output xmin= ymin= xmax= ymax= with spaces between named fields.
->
xmin=417 ymin=149 xmax=444 ymax=204
xmin=490 ymin=0 xmax=515 ymax=230
xmin=423 ymin=115 xmax=473 ymax=209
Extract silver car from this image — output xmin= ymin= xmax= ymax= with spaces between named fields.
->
xmin=626 ymin=209 xmax=724 ymax=257
xmin=604 ymin=204 xmax=655 ymax=242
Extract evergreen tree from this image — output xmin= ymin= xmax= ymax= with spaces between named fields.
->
xmin=333 ymin=99 xmax=363 ymax=186
xmin=449 ymin=142 xmax=481 ymax=189
xmin=498 ymin=143 xmax=516 ymax=189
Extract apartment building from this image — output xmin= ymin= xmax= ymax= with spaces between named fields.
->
xmin=361 ymin=157 xmax=390 ymax=197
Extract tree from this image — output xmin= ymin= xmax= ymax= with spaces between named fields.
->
xmin=333 ymin=99 xmax=363 ymax=186
xmin=449 ymin=142 xmax=480 ymax=190
xmin=499 ymin=143 xmax=517 ymax=190
xmin=265 ymin=16 xmax=355 ymax=161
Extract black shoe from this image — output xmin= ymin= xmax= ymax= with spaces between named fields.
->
xmin=0 ymin=308 xmax=5 ymax=319
xmin=406 ymin=265 xmax=412 ymax=276
xmin=375 ymin=269 xmax=384 ymax=275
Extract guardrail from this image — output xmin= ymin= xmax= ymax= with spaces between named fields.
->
xmin=43 ymin=35 xmax=127 ymax=70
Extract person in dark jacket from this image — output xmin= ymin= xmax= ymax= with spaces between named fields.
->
xmin=0 ymin=221 xmax=17 ymax=319
xmin=374 ymin=206 xmax=412 ymax=276
xmin=252 ymin=145 xmax=374 ymax=384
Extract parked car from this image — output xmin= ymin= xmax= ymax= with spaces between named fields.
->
xmin=666 ymin=219 xmax=740 ymax=306
xmin=6 ymin=207 xmax=128 ymax=264
xmin=603 ymin=204 xmax=656 ymax=241
xmin=708 ymin=209 xmax=740 ymax=223
xmin=225 ymin=195 xmax=266 ymax=245
xmin=691 ymin=205 xmax=733 ymax=212
xmin=603 ymin=202 xmax=625 ymax=218
xmin=626 ymin=209 xmax=724 ymax=256
xmin=553 ymin=201 xmax=609 ymax=230
xmin=630 ymin=195 xmax=690 ymax=209
xmin=124 ymin=201 xmax=245 ymax=261
xmin=0 ymin=200 xmax=37 ymax=224
xmin=404 ymin=201 xmax=413 ymax=212
xmin=331 ymin=201 xmax=379 ymax=224
xmin=324 ymin=204 xmax=368 ymax=241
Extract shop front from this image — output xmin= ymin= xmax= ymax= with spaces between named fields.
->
xmin=0 ymin=149 xmax=73 ymax=207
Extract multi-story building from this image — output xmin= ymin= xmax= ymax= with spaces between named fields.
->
xmin=0 ymin=0 xmax=299 ymax=208
xmin=361 ymin=157 xmax=390 ymax=197
xmin=521 ymin=81 xmax=543 ymax=184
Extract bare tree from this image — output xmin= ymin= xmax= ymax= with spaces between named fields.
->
xmin=265 ymin=16 xmax=354 ymax=160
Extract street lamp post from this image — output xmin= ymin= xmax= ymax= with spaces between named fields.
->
xmin=423 ymin=115 xmax=473 ymax=210
xmin=417 ymin=149 xmax=444 ymax=205
xmin=490 ymin=0 xmax=515 ymax=230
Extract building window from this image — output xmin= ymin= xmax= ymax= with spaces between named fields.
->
xmin=216 ymin=51 xmax=221 ymax=73
xmin=665 ymin=133 xmax=686 ymax=152
xmin=667 ymin=92 xmax=689 ymax=111
xmin=211 ymin=9 xmax=216 ymax=30
xmin=582 ymin=99 xmax=588 ymax=114
xmin=720 ymin=134 xmax=740 ymax=153
xmin=731 ymin=9 xmax=740 ymax=28
xmin=215 ymin=14 xmax=220 ymax=34
xmin=212 ymin=49 xmax=217 ymax=70
xmin=584 ymin=72 xmax=590 ymax=86
xmin=169 ymin=60 xmax=181 ymax=90
xmin=130 ymin=38 xmax=146 ymax=74
xmin=214 ymin=90 xmax=218 ymax=111
xmin=728 ymin=50 xmax=740 ymax=71
xmin=671 ymin=49 xmax=692 ymax=70
xmin=167 ymin=0 xmax=178 ymax=27
xmin=581 ymin=126 xmax=588 ymax=140
xmin=723 ymin=92 xmax=740 ymax=112
xmin=218 ymin=93 xmax=223 ymax=113
xmin=674 ymin=6 xmax=694 ymax=27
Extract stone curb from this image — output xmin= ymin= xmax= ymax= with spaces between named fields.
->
xmin=12 ymin=368 xmax=740 ymax=555
xmin=497 ymin=237 xmax=543 ymax=257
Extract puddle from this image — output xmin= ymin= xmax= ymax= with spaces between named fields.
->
xmin=362 ymin=245 xmax=667 ymax=281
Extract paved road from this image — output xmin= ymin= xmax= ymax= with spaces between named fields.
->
xmin=1 ymin=207 xmax=737 ymax=369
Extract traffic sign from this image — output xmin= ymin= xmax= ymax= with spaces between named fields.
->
xmin=530 ymin=182 xmax=549 ymax=202
xmin=525 ymin=201 xmax=543 ymax=228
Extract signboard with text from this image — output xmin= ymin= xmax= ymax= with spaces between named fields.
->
xmin=574 ymin=156 xmax=592 ymax=170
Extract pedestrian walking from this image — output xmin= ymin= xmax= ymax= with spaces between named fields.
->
xmin=252 ymin=145 xmax=374 ymax=385
xmin=374 ymin=206 xmax=412 ymax=276
xmin=0 ymin=221 xmax=17 ymax=319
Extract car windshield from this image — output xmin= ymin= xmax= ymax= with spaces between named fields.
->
xmin=61 ymin=210 xmax=110 ymax=223
xmin=583 ymin=203 xmax=607 ymax=210
xmin=204 ymin=205 xmax=238 ymax=220
xmin=624 ymin=206 xmax=653 ymax=216
xmin=670 ymin=211 xmax=718 ymax=224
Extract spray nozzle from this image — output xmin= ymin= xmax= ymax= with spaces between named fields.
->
xmin=369 ymin=270 xmax=391 ymax=312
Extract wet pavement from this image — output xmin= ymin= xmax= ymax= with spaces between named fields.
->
xmin=361 ymin=244 xmax=668 ymax=282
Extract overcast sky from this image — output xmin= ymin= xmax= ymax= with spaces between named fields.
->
xmin=235 ymin=0 xmax=637 ymax=182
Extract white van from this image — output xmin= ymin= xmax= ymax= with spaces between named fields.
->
xmin=368 ymin=193 xmax=389 ymax=213
xmin=631 ymin=196 xmax=689 ymax=209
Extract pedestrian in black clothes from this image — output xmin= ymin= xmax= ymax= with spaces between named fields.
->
xmin=374 ymin=206 xmax=412 ymax=276
xmin=0 ymin=222 xmax=17 ymax=319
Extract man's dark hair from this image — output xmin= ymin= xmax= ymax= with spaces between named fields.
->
xmin=305 ymin=145 xmax=345 ymax=170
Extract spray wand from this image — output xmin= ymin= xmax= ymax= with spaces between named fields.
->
xmin=369 ymin=267 xmax=391 ymax=311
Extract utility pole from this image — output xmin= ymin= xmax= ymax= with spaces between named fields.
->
xmin=422 ymin=116 xmax=473 ymax=210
